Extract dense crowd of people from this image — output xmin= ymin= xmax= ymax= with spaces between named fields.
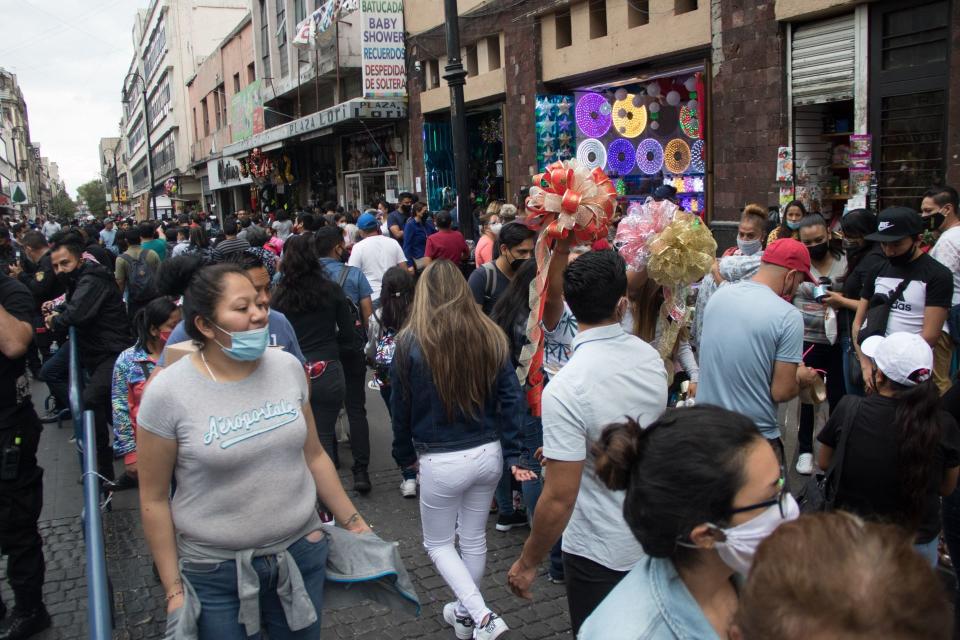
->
xmin=1 ymin=186 xmax=959 ymax=639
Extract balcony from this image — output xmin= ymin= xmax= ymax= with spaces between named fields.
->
xmin=191 ymin=127 xmax=234 ymax=165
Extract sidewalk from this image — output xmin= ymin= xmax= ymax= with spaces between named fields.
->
xmin=1 ymin=382 xmax=572 ymax=639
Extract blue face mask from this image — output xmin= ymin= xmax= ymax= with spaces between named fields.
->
xmin=786 ymin=220 xmax=801 ymax=231
xmin=213 ymin=323 xmax=270 ymax=361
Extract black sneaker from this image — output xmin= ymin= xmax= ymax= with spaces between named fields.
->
xmin=39 ymin=409 xmax=67 ymax=425
xmin=0 ymin=607 xmax=51 ymax=640
xmin=495 ymin=510 xmax=528 ymax=532
xmin=353 ymin=468 xmax=372 ymax=494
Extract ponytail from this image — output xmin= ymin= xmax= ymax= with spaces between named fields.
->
xmin=893 ymin=379 xmax=942 ymax=525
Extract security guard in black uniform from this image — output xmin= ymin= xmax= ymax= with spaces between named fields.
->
xmin=0 ymin=271 xmax=49 ymax=640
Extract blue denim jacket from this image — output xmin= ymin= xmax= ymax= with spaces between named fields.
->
xmin=390 ymin=339 xmax=522 ymax=469
xmin=579 ymin=556 xmax=722 ymax=640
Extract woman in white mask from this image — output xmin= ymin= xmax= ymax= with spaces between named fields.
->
xmin=579 ymin=405 xmax=798 ymax=640
xmin=474 ymin=212 xmax=501 ymax=267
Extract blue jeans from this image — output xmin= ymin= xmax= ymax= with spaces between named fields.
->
xmin=840 ymin=334 xmax=864 ymax=397
xmin=518 ymin=412 xmax=564 ymax=580
xmin=182 ymin=533 xmax=329 ymax=640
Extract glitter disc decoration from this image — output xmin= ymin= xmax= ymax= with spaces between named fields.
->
xmin=636 ymin=138 xmax=664 ymax=175
xmin=575 ymin=93 xmax=613 ymax=138
xmin=576 ymin=138 xmax=607 ymax=171
xmin=679 ymin=106 xmax=701 ymax=139
xmin=690 ymin=140 xmax=705 ymax=173
xmin=606 ymin=138 xmax=636 ymax=175
xmin=664 ymin=138 xmax=692 ymax=174
xmin=612 ymin=95 xmax=646 ymax=138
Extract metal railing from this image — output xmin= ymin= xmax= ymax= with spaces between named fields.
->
xmin=67 ymin=327 xmax=113 ymax=639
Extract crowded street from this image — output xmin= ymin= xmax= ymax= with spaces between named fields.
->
xmin=2 ymin=1 xmax=960 ymax=640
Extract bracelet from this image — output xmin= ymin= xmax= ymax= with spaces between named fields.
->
xmin=344 ymin=512 xmax=363 ymax=527
xmin=166 ymin=589 xmax=183 ymax=601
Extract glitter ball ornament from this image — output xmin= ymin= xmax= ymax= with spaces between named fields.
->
xmin=664 ymin=139 xmax=692 ymax=174
xmin=607 ymin=139 xmax=636 ymax=175
xmin=636 ymin=138 xmax=664 ymax=175
xmin=577 ymin=138 xmax=608 ymax=170
xmin=576 ymin=93 xmax=613 ymax=138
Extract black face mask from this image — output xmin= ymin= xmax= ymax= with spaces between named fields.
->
xmin=807 ymin=242 xmax=829 ymax=261
xmin=925 ymin=212 xmax=946 ymax=232
xmin=510 ymin=257 xmax=529 ymax=273
xmin=56 ymin=269 xmax=79 ymax=287
xmin=400 ymin=204 xmax=411 ymax=215
xmin=888 ymin=242 xmax=916 ymax=267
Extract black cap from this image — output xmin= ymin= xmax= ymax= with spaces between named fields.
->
xmin=864 ymin=206 xmax=924 ymax=242
xmin=653 ymin=184 xmax=677 ymax=202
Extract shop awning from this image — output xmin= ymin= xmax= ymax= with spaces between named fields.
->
xmin=222 ymin=98 xmax=407 ymax=157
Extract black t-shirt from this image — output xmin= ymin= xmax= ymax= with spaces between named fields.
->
xmin=279 ymin=290 xmax=354 ymax=363
xmin=841 ymin=246 xmax=886 ymax=335
xmin=467 ymin=263 xmax=510 ymax=315
xmin=818 ymin=394 xmax=960 ymax=542
xmin=860 ymin=252 xmax=953 ymax=337
xmin=0 ymin=275 xmax=35 ymax=423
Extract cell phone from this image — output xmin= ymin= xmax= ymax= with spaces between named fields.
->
xmin=0 ymin=439 xmax=20 ymax=481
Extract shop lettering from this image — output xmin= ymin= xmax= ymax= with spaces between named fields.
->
xmin=364 ymin=64 xmax=404 ymax=77
xmin=362 ymin=30 xmax=404 ymax=44
xmin=216 ymin=159 xmax=241 ymax=184
xmin=365 ymin=76 xmax=406 ymax=91
xmin=361 ymin=0 xmax=403 ymax=11
xmin=366 ymin=16 xmax=398 ymax=30
xmin=363 ymin=46 xmax=404 ymax=60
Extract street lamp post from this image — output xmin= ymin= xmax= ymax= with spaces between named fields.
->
xmin=442 ymin=0 xmax=474 ymax=241
xmin=122 ymin=71 xmax=158 ymax=220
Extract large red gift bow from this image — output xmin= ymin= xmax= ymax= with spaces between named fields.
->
xmin=520 ymin=161 xmax=617 ymax=415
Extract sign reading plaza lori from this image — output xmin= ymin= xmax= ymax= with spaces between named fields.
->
xmin=361 ymin=0 xmax=406 ymax=98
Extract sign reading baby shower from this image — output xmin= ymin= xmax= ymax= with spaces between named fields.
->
xmin=361 ymin=0 xmax=406 ymax=98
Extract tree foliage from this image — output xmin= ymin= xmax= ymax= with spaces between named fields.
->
xmin=49 ymin=190 xmax=77 ymax=219
xmin=77 ymin=179 xmax=108 ymax=218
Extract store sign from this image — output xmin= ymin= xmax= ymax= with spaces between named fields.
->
xmin=222 ymin=98 xmax=407 ymax=156
xmin=360 ymin=0 xmax=406 ymax=98
xmin=207 ymin=157 xmax=253 ymax=191
xmin=231 ymin=80 xmax=265 ymax=143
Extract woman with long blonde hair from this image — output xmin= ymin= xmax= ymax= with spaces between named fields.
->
xmin=391 ymin=259 xmax=533 ymax=640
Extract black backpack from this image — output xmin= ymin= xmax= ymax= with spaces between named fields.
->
xmin=337 ymin=266 xmax=367 ymax=351
xmin=119 ymin=251 xmax=158 ymax=303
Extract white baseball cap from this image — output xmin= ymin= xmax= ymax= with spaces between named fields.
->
xmin=860 ymin=332 xmax=933 ymax=387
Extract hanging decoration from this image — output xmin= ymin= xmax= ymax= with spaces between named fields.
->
xmin=536 ymin=95 xmax=576 ymax=172
xmin=163 ymin=178 xmax=178 ymax=196
xmin=575 ymin=92 xmax=613 ymax=138
xmin=646 ymin=212 xmax=717 ymax=287
xmin=479 ymin=114 xmax=504 ymax=144
xmin=664 ymin=138 xmax=691 ymax=174
xmin=576 ymin=138 xmax=607 ymax=171
xmin=521 ymin=159 xmax=617 ymax=415
xmin=606 ymin=138 xmax=636 ymax=175
xmin=246 ymin=148 xmax=274 ymax=182
xmin=679 ymin=106 xmax=701 ymax=139
xmin=612 ymin=95 xmax=646 ymax=138
xmin=690 ymin=140 xmax=705 ymax=173
xmin=636 ymin=138 xmax=664 ymax=175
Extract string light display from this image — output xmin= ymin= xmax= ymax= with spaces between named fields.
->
xmin=575 ymin=92 xmax=613 ymax=138
xmin=576 ymin=138 xmax=607 ymax=171
xmin=690 ymin=140 xmax=705 ymax=173
xmin=664 ymin=138 xmax=691 ymax=174
xmin=607 ymin=138 xmax=636 ymax=175
xmin=679 ymin=106 xmax=701 ymax=139
xmin=636 ymin=138 xmax=664 ymax=175
xmin=612 ymin=96 xmax=646 ymax=138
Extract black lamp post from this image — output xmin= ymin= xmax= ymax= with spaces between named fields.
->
xmin=122 ymin=71 xmax=158 ymax=220
xmin=442 ymin=0 xmax=474 ymax=241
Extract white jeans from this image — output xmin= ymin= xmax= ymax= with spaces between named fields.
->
xmin=419 ymin=441 xmax=503 ymax=625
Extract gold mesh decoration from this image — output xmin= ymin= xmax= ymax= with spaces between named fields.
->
xmin=664 ymin=138 xmax=691 ymax=174
xmin=612 ymin=96 xmax=647 ymax=139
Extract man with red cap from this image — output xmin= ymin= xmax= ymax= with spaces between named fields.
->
xmin=696 ymin=238 xmax=820 ymax=463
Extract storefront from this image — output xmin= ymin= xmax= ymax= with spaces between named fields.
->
xmin=207 ymin=155 xmax=255 ymax=218
xmin=342 ymin=125 xmax=403 ymax=211
xmin=536 ymin=66 xmax=707 ymax=216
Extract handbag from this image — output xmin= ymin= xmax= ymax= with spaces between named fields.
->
xmin=797 ymin=396 xmax=862 ymax=513
xmin=857 ymin=278 xmax=911 ymax=346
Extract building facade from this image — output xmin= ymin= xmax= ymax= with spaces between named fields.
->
xmin=121 ymin=0 xmax=249 ymax=220
xmin=0 ymin=69 xmax=45 ymax=218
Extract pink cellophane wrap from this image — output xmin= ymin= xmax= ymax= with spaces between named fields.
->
xmin=613 ymin=196 xmax=678 ymax=272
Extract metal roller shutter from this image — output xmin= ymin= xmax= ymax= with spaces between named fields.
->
xmin=791 ymin=14 xmax=856 ymax=106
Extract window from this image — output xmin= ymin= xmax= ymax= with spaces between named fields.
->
xmin=555 ymin=10 xmax=572 ymax=48
xmin=486 ymin=35 xmax=501 ymax=70
xmin=201 ymin=97 xmax=210 ymax=136
xmin=192 ymin=107 xmax=198 ymax=142
xmin=629 ymin=0 xmax=649 ymax=27
xmin=213 ymin=90 xmax=222 ymax=130
xmin=465 ymin=44 xmax=478 ymax=77
xmin=877 ymin=91 xmax=945 ymax=209
xmin=260 ymin=0 xmax=271 ymax=78
xmin=295 ymin=0 xmax=306 ymax=23
xmin=881 ymin=1 xmax=948 ymax=72
xmin=675 ymin=0 xmax=697 ymax=13
xmin=218 ymin=83 xmax=227 ymax=128
xmin=146 ymin=74 xmax=171 ymax=127
xmin=143 ymin=21 xmax=167 ymax=80
xmin=248 ymin=62 xmax=256 ymax=83
xmin=233 ymin=72 xmax=241 ymax=93
xmin=131 ymin=158 xmax=149 ymax=191
xmin=276 ymin=0 xmax=289 ymax=78
xmin=589 ymin=0 xmax=607 ymax=39
xmin=425 ymin=59 xmax=440 ymax=89
xmin=151 ymin=132 xmax=176 ymax=176
xmin=127 ymin=118 xmax=145 ymax=154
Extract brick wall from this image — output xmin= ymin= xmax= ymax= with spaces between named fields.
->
xmin=710 ymin=0 xmax=788 ymax=223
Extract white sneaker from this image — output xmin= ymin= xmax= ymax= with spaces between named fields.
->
xmin=473 ymin=613 xmax=509 ymax=640
xmin=796 ymin=453 xmax=814 ymax=476
xmin=400 ymin=478 xmax=418 ymax=498
xmin=442 ymin=602 xmax=474 ymax=640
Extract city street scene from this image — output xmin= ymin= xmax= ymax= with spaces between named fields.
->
xmin=1 ymin=0 xmax=960 ymax=639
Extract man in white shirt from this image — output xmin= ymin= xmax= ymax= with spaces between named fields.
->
xmin=923 ymin=185 xmax=960 ymax=393
xmin=507 ymin=249 xmax=668 ymax=636
xmin=347 ymin=211 xmax=408 ymax=306
xmin=41 ymin=218 xmax=60 ymax=241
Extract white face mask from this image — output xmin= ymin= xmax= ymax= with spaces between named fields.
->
xmin=489 ymin=223 xmax=503 ymax=235
xmin=737 ymin=237 xmax=762 ymax=256
xmin=709 ymin=493 xmax=799 ymax=575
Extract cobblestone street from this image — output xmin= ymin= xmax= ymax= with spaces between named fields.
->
xmin=1 ymin=385 xmax=572 ymax=640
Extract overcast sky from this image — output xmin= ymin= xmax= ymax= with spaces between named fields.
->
xmin=1 ymin=0 xmax=141 ymax=197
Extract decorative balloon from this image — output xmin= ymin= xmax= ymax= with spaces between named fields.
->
xmin=665 ymin=90 xmax=682 ymax=106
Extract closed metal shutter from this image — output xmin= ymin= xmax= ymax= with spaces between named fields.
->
xmin=791 ymin=14 xmax=856 ymax=106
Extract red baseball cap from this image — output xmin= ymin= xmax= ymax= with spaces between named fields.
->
xmin=761 ymin=238 xmax=817 ymax=282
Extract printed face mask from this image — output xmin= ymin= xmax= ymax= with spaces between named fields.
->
xmin=212 ymin=323 xmax=269 ymax=361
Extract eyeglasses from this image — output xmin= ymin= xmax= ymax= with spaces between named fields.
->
xmin=728 ymin=477 xmax=787 ymax=519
